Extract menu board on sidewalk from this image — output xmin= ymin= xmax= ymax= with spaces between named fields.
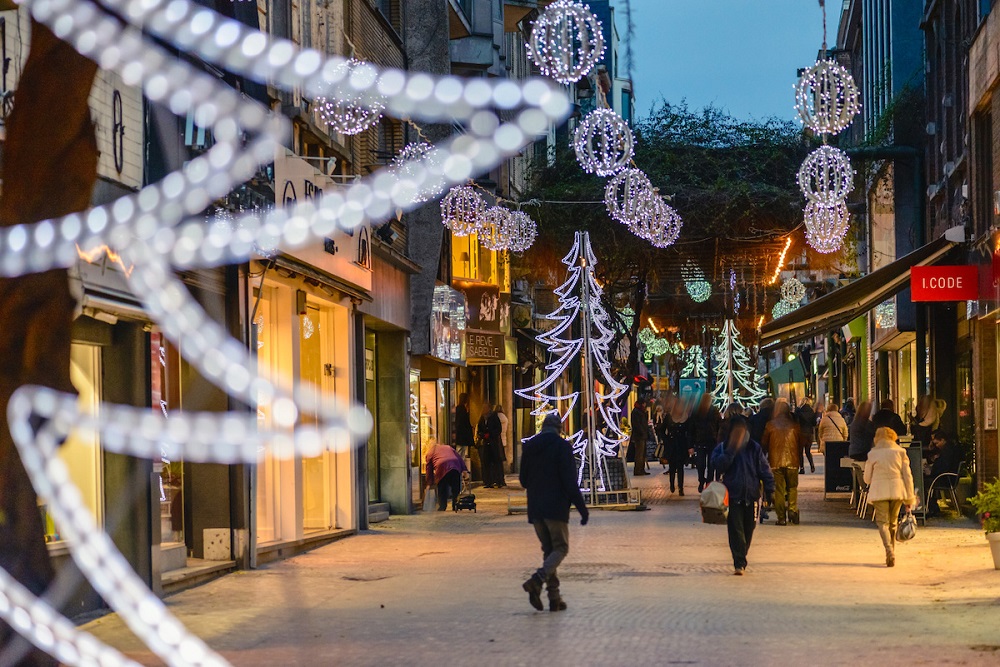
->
xmin=823 ymin=440 xmax=852 ymax=494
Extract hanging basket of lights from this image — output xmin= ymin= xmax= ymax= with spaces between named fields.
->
xmin=605 ymin=168 xmax=653 ymax=226
xmin=780 ymin=277 xmax=806 ymax=305
xmin=314 ymin=58 xmax=386 ymax=136
xmin=573 ymin=109 xmax=634 ymax=177
xmin=391 ymin=142 xmax=446 ymax=204
xmin=794 ymin=59 xmax=861 ymax=136
xmin=803 ymin=200 xmax=851 ymax=254
xmin=797 ymin=145 xmax=855 ymax=205
xmin=632 ymin=195 xmax=682 ymax=248
xmin=440 ymin=185 xmax=487 ymax=236
xmin=682 ymin=261 xmax=711 ymax=303
xmin=527 ymin=0 xmax=606 ymax=85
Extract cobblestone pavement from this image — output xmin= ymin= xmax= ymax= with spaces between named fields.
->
xmin=83 ymin=456 xmax=1000 ymax=666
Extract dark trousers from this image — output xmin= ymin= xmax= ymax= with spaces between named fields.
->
xmin=533 ymin=519 xmax=570 ymax=601
xmin=727 ymin=501 xmax=757 ymax=570
xmin=668 ymin=457 xmax=685 ymax=491
xmin=800 ymin=442 xmax=815 ymax=471
xmin=694 ymin=446 xmax=713 ymax=485
xmin=482 ymin=443 xmax=505 ymax=487
xmin=436 ymin=470 xmax=461 ymax=510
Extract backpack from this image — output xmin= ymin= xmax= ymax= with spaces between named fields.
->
xmin=700 ymin=481 xmax=729 ymax=524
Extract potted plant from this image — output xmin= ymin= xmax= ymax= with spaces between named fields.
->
xmin=968 ymin=479 xmax=1000 ymax=570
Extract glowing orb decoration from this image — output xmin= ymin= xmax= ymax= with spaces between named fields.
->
xmin=687 ymin=280 xmax=711 ymax=303
xmin=797 ymin=145 xmax=855 ymax=205
xmin=621 ymin=306 xmax=635 ymax=330
xmin=527 ymin=0 xmax=606 ymax=85
xmin=314 ymin=58 xmax=386 ymax=135
xmin=638 ymin=327 xmax=656 ymax=345
xmin=772 ymin=300 xmax=797 ymax=319
xmin=391 ymin=142 xmax=446 ymax=204
xmin=648 ymin=336 xmax=670 ymax=357
xmin=479 ymin=206 xmax=511 ymax=251
xmin=803 ymin=200 xmax=851 ymax=254
xmin=875 ymin=300 xmax=897 ymax=329
xmin=504 ymin=210 xmax=539 ymax=253
xmin=632 ymin=195 xmax=682 ymax=248
xmin=441 ymin=186 xmax=487 ymax=236
xmin=605 ymin=168 xmax=652 ymax=225
xmin=573 ymin=109 xmax=634 ymax=177
xmin=780 ymin=277 xmax=806 ymax=304
xmin=794 ymin=59 xmax=861 ymax=136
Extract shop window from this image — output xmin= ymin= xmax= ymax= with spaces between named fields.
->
xmin=40 ymin=343 xmax=103 ymax=543
xmin=254 ymin=286 xmax=285 ymax=544
xmin=301 ymin=302 xmax=334 ymax=532
xmin=150 ymin=333 xmax=184 ymax=545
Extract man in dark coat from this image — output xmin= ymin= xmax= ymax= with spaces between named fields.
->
xmin=629 ymin=399 xmax=650 ymax=475
xmin=925 ymin=429 xmax=962 ymax=516
xmin=519 ymin=414 xmax=589 ymax=612
xmin=481 ymin=405 xmax=506 ymax=488
xmin=688 ymin=393 xmax=721 ymax=491
xmin=871 ymin=398 xmax=907 ymax=436
xmin=712 ymin=416 xmax=775 ymax=576
xmin=455 ymin=393 xmax=475 ymax=473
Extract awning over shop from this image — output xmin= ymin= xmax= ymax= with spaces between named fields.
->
xmin=765 ymin=357 xmax=807 ymax=386
xmin=759 ymin=236 xmax=957 ymax=353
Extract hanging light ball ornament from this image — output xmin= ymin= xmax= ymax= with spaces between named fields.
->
xmin=780 ymin=277 xmax=806 ymax=305
xmin=772 ymin=300 xmax=796 ymax=319
xmin=503 ymin=210 xmax=539 ymax=253
xmin=605 ymin=168 xmax=653 ymax=226
xmin=794 ymin=60 xmax=861 ymax=136
xmin=803 ymin=200 xmax=851 ymax=254
xmin=391 ymin=142 xmax=446 ymax=204
xmin=314 ymin=58 xmax=386 ymax=136
xmin=648 ymin=337 xmax=670 ymax=357
xmin=479 ymin=206 xmax=511 ymax=251
xmin=797 ymin=145 xmax=855 ymax=205
xmin=527 ymin=0 xmax=606 ymax=85
xmin=440 ymin=186 xmax=487 ymax=236
xmin=638 ymin=327 xmax=656 ymax=346
xmin=573 ymin=109 xmax=634 ymax=177
xmin=686 ymin=280 xmax=712 ymax=303
xmin=633 ymin=196 xmax=683 ymax=248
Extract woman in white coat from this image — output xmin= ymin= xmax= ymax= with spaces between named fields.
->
xmin=817 ymin=402 xmax=849 ymax=454
xmin=863 ymin=427 xmax=917 ymax=567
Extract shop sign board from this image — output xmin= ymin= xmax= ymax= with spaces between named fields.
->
xmin=465 ymin=331 xmax=504 ymax=362
xmin=274 ymin=149 xmax=372 ymax=293
xmin=910 ymin=265 xmax=979 ymax=301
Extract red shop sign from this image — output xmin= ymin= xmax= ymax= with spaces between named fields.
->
xmin=910 ymin=265 xmax=979 ymax=301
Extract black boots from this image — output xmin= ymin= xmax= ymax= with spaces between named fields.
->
xmin=522 ymin=573 xmax=544 ymax=610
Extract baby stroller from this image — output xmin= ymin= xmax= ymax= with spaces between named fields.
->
xmin=453 ymin=479 xmax=477 ymax=512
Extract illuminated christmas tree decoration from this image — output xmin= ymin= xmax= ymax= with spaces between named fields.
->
xmin=780 ymin=277 xmax=806 ymax=304
xmin=314 ymin=58 xmax=386 ymax=135
xmin=631 ymin=195 xmax=682 ymax=248
xmin=605 ymin=168 xmax=653 ymax=226
xmin=797 ymin=145 xmax=854 ymax=205
xmin=875 ymin=300 xmax=896 ymax=329
xmin=441 ymin=186 xmax=487 ymax=237
xmin=527 ymin=0 xmax=606 ymax=85
xmin=573 ymin=109 xmax=634 ymax=177
xmin=683 ymin=345 xmax=708 ymax=378
xmin=803 ymin=200 xmax=851 ymax=254
xmin=772 ymin=299 xmax=796 ymax=319
xmin=712 ymin=320 xmax=767 ymax=410
xmin=391 ymin=142 xmax=446 ymax=204
xmin=794 ymin=59 xmax=861 ymax=136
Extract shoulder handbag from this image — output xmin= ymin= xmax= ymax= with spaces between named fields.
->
xmin=896 ymin=510 xmax=917 ymax=541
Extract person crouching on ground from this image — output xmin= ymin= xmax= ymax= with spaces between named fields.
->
xmin=712 ymin=416 xmax=775 ymax=576
xmin=519 ymin=414 xmax=589 ymax=611
xmin=864 ymin=427 xmax=917 ymax=567
xmin=424 ymin=440 xmax=469 ymax=511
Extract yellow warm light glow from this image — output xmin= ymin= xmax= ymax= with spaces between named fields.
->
xmin=647 ymin=317 xmax=659 ymax=333
xmin=76 ymin=243 xmax=134 ymax=277
xmin=769 ymin=237 xmax=792 ymax=285
xmin=757 ymin=315 xmax=765 ymax=329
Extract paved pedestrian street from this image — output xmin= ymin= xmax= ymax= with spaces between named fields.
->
xmin=84 ymin=459 xmax=999 ymax=666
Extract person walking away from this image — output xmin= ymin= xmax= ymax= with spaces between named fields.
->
xmin=712 ymin=415 xmax=775 ymax=575
xmin=848 ymin=400 xmax=876 ymax=461
xmin=748 ymin=397 xmax=774 ymax=448
xmin=795 ymin=398 xmax=817 ymax=474
xmin=762 ymin=400 xmax=801 ymax=525
xmin=424 ymin=441 xmax=469 ymax=511
xmin=689 ymin=393 xmax=721 ymax=491
xmin=666 ymin=397 xmax=692 ymax=493
xmin=653 ymin=400 xmax=669 ymax=471
xmin=924 ymin=429 xmax=961 ymax=517
xmin=841 ymin=398 xmax=856 ymax=426
xmin=455 ymin=393 xmax=475 ymax=467
xmin=864 ymin=427 xmax=917 ymax=567
xmin=909 ymin=395 xmax=938 ymax=448
xmin=519 ymin=414 xmax=589 ymax=611
xmin=496 ymin=404 xmax=512 ymax=473
xmin=818 ymin=402 xmax=849 ymax=456
xmin=479 ymin=403 xmax=505 ymax=488
xmin=630 ymin=399 xmax=650 ymax=476
xmin=871 ymin=399 xmax=907 ymax=436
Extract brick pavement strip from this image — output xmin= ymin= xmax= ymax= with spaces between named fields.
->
xmin=82 ymin=459 xmax=1000 ymax=666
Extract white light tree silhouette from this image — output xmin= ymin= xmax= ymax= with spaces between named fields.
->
xmin=682 ymin=344 xmax=707 ymax=379
xmin=712 ymin=320 xmax=766 ymax=409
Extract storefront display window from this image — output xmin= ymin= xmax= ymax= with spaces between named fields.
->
xmin=431 ymin=285 xmax=466 ymax=364
xmin=301 ymin=304 xmax=332 ymax=532
xmin=150 ymin=333 xmax=183 ymax=545
xmin=254 ymin=286 xmax=283 ymax=544
xmin=40 ymin=343 xmax=104 ymax=543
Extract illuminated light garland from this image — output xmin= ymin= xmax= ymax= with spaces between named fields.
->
xmin=0 ymin=0 xmax=573 ymax=663
xmin=681 ymin=261 xmax=711 ymax=302
xmin=390 ymin=142 xmax=446 ymax=204
xmin=875 ymin=300 xmax=896 ymax=329
xmin=440 ymin=186 xmax=488 ymax=237
xmin=772 ymin=299 xmax=797 ymax=319
xmin=527 ymin=0 xmax=606 ymax=85
xmin=647 ymin=336 xmax=670 ymax=357
xmin=712 ymin=320 xmax=767 ymax=410
xmin=620 ymin=305 xmax=635 ymax=330
xmin=638 ymin=326 xmax=657 ymax=346
xmin=515 ymin=232 xmax=627 ymax=489
xmin=682 ymin=344 xmax=707 ymax=378
xmin=604 ymin=168 xmax=653 ymax=226
xmin=803 ymin=200 xmax=851 ymax=254
xmin=797 ymin=145 xmax=854 ymax=205
xmin=794 ymin=59 xmax=861 ymax=136
xmin=573 ymin=108 xmax=634 ymax=177
xmin=631 ymin=195 xmax=682 ymax=248
xmin=313 ymin=58 xmax=386 ymax=135
xmin=780 ymin=277 xmax=806 ymax=304
xmin=769 ymin=237 xmax=793 ymax=284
